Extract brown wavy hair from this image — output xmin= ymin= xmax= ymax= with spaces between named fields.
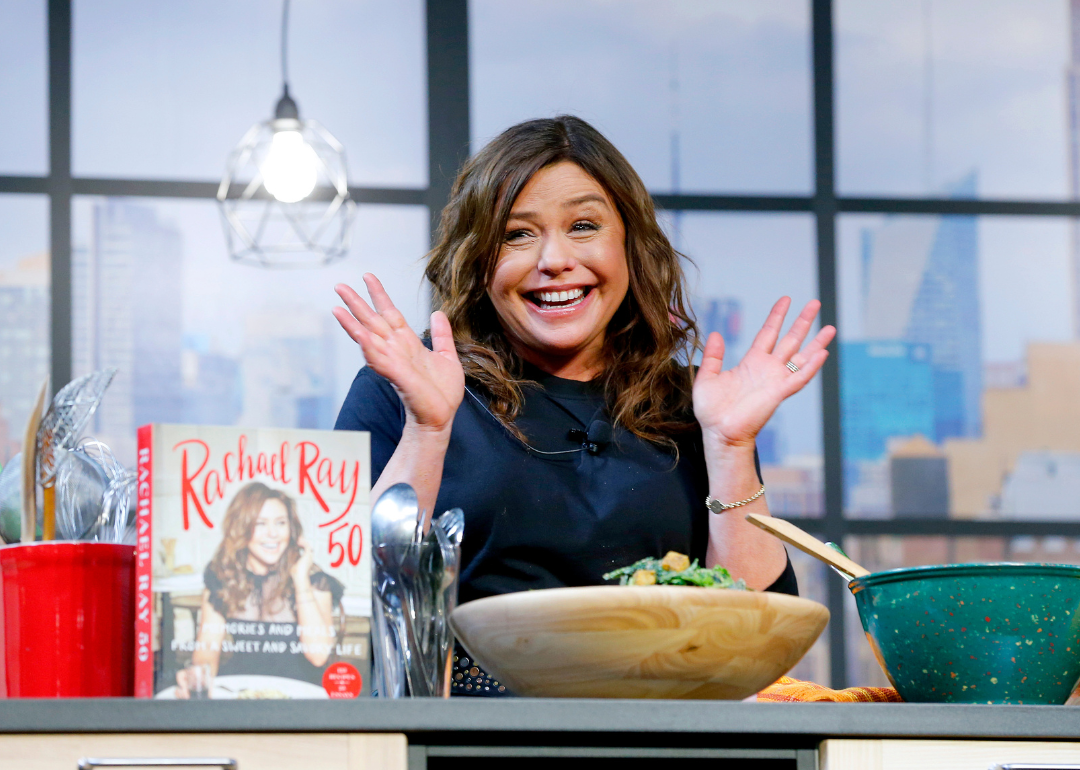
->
xmin=207 ymin=482 xmax=303 ymax=618
xmin=425 ymin=115 xmax=699 ymax=448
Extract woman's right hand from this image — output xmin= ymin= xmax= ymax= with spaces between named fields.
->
xmin=334 ymin=274 xmax=465 ymax=434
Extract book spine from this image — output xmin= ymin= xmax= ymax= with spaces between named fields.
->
xmin=134 ymin=424 xmax=154 ymax=697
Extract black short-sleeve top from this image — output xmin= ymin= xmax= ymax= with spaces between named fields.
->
xmin=202 ymin=565 xmax=345 ymax=684
xmin=335 ymin=363 xmax=796 ymax=603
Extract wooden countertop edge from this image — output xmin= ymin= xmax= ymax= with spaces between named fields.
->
xmin=0 ymin=699 xmax=1078 ymax=741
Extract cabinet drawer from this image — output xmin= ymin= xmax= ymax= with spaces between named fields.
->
xmin=0 ymin=733 xmax=406 ymax=770
xmin=822 ymin=738 xmax=1080 ymax=770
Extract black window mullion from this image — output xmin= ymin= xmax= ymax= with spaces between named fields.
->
xmin=425 ymin=0 xmax=470 ymax=243
xmin=840 ymin=197 xmax=1080 ymax=217
xmin=0 ymin=176 xmax=48 ymax=194
xmin=811 ymin=0 xmax=848 ymax=689
xmin=651 ymin=194 xmax=812 ymax=213
xmin=64 ymin=177 xmax=427 ymax=206
xmin=48 ymin=0 xmax=73 ymax=391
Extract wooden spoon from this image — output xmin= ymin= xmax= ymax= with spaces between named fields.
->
xmin=21 ymin=379 xmax=48 ymax=543
xmin=745 ymin=513 xmax=870 ymax=581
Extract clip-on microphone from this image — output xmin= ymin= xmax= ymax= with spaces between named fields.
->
xmin=567 ymin=420 xmax=612 ymax=455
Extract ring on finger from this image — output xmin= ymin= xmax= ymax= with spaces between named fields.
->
xmin=786 ymin=361 xmax=800 ymax=373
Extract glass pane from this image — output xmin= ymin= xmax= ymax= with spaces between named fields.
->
xmin=0 ymin=194 xmax=49 ymax=467
xmin=676 ymin=212 xmax=823 ymax=517
xmin=837 ymin=0 xmax=1071 ymax=199
xmin=73 ymin=0 xmax=426 ymax=186
xmin=839 ymin=214 xmax=1080 ymax=520
xmin=470 ymin=0 xmax=812 ymax=194
xmin=72 ymin=197 xmax=429 ymax=466
xmin=0 ymin=0 xmax=47 ymax=174
xmin=843 ymin=535 xmax=1080 ymax=686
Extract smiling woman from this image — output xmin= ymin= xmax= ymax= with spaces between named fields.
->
xmin=486 ymin=162 xmax=629 ymax=381
xmin=419 ymin=117 xmax=707 ymax=448
xmin=332 ymin=116 xmax=834 ymax=696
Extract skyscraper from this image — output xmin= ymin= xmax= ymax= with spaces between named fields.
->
xmin=844 ymin=177 xmax=981 ymax=514
xmin=77 ymin=200 xmax=184 ymax=463
xmin=180 ymin=338 xmax=242 ymax=427
xmin=0 ymin=252 xmax=49 ymax=464
xmin=238 ymin=309 xmax=337 ymax=430
xmin=841 ymin=341 xmax=936 ymax=463
xmin=861 ymin=173 xmax=981 ymax=441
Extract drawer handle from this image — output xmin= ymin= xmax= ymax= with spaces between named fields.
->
xmin=79 ymin=759 xmax=237 ymax=770
xmin=992 ymin=765 xmax=1080 ymax=769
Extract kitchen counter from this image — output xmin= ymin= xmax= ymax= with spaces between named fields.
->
xmin=0 ymin=697 xmax=1078 ymax=741
xmin=3 ymin=698 xmax=1080 ymax=769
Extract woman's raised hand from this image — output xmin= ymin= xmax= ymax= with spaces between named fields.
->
xmin=334 ymin=274 xmax=465 ymax=434
xmin=692 ymin=297 xmax=835 ymax=449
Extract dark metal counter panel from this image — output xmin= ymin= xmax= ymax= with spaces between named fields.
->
xmin=0 ymin=699 xmax=1078 ymax=745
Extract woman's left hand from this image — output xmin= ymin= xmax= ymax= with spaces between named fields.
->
xmin=290 ymin=536 xmax=315 ymax=588
xmin=693 ymin=297 xmax=835 ymax=449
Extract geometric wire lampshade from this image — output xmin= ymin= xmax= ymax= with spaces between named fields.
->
xmin=217 ymin=112 xmax=356 ymax=269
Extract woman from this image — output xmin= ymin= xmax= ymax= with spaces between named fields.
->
xmin=334 ymin=116 xmax=834 ymax=694
xmin=176 ymin=482 xmax=343 ymax=696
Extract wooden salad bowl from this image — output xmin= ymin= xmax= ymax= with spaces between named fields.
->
xmin=450 ymin=585 xmax=829 ymax=699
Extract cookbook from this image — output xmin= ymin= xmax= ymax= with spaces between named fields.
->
xmin=135 ymin=424 xmax=371 ymax=700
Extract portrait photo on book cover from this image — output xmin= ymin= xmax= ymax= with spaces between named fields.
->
xmin=144 ymin=426 xmax=371 ymax=700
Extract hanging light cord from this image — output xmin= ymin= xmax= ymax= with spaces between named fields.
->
xmin=280 ymin=0 xmax=291 ymax=92
xmin=273 ymin=0 xmax=298 ymax=119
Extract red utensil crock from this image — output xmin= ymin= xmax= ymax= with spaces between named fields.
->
xmin=0 ymin=542 xmax=135 ymax=697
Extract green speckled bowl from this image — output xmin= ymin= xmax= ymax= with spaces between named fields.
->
xmin=849 ymin=563 xmax=1080 ymax=704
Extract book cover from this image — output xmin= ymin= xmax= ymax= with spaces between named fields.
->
xmin=135 ymin=424 xmax=371 ymax=700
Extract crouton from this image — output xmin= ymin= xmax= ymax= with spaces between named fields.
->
xmin=631 ymin=569 xmax=657 ymax=585
xmin=660 ymin=551 xmax=691 ymax=572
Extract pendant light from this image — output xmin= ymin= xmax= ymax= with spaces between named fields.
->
xmin=217 ymin=0 xmax=356 ymax=268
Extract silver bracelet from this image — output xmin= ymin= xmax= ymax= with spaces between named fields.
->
xmin=706 ymin=484 xmax=766 ymax=514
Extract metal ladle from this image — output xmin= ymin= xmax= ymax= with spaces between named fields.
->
xmin=371 ymin=483 xmax=420 ymax=548
xmin=370 ymin=483 xmax=422 ymax=697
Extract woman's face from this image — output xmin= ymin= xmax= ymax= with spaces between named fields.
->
xmin=246 ymin=498 xmax=291 ymax=570
xmin=487 ymin=161 xmax=629 ymax=380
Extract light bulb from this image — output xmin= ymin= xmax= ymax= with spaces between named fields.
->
xmin=261 ymin=130 xmax=319 ymax=203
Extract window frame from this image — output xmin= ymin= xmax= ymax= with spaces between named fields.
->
xmin=3 ymin=0 xmax=1077 ymax=687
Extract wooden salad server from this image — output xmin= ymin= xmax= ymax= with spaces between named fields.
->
xmin=745 ymin=513 xmax=870 ymax=581
xmin=21 ymin=379 xmax=48 ymax=543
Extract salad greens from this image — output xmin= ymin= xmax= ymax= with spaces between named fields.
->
xmin=603 ymin=553 xmax=749 ymax=590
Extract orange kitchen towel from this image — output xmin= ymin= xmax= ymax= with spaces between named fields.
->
xmin=757 ymin=676 xmax=903 ymax=703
